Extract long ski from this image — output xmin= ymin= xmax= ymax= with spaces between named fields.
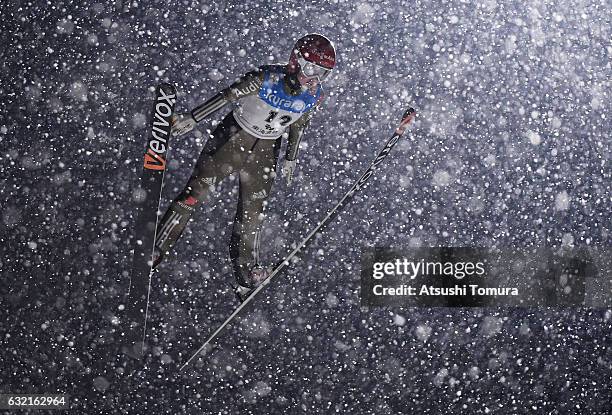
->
xmin=121 ymin=83 xmax=177 ymax=357
xmin=179 ymin=107 xmax=416 ymax=371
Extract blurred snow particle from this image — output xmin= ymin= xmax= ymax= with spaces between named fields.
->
xmin=92 ymin=376 xmax=110 ymax=392
xmin=432 ymin=170 xmax=451 ymax=187
xmin=555 ymin=191 xmax=570 ymax=211
xmin=132 ymin=187 xmax=147 ymax=203
xmin=480 ymin=316 xmax=503 ymax=337
xmin=55 ymin=297 xmax=66 ymax=308
xmin=2 ymin=206 xmax=22 ymax=227
xmin=87 ymin=33 xmax=99 ymax=45
xmin=393 ymin=314 xmax=406 ymax=326
xmin=69 ymin=81 xmax=89 ymax=102
xmin=334 ymin=340 xmax=351 ymax=351
xmin=20 ymin=157 xmax=35 ymax=170
xmin=161 ymin=354 xmax=173 ymax=364
xmin=415 ymin=324 xmax=432 ymax=341
xmin=51 ymin=171 xmax=72 ymax=186
xmin=505 ymin=35 xmax=517 ymax=54
xmin=530 ymin=26 xmax=546 ymax=47
xmin=253 ymin=381 xmax=272 ymax=397
xmin=433 ymin=368 xmax=448 ymax=386
xmin=525 ymin=130 xmax=541 ymax=145
xmin=238 ymin=49 xmax=247 ymax=57
xmin=590 ymin=96 xmax=602 ymax=110
xmin=519 ymin=321 xmax=531 ymax=336
xmin=240 ymin=311 xmax=270 ymax=338
xmin=208 ymin=69 xmax=224 ymax=81
xmin=469 ymin=196 xmax=485 ymax=213
xmin=483 ymin=154 xmax=496 ymax=168
xmin=561 ymin=233 xmax=574 ymax=246
xmin=56 ymin=18 xmax=75 ymax=34
xmin=351 ymin=3 xmax=375 ymax=27
xmin=48 ymin=97 xmax=64 ymax=113
xmin=92 ymin=3 xmax=104 ymax=13
xmin=468 ymin=366 xmax=480 ymax=380
xmin=168 ymin=158 xmax=180 ymax=170
xmin=28 ymin=241 xmax=38 ymax=250
xmin=132 ymin=112 xmax=147 ymax=129
xmin=424 ymin=100 xmax=463 ymax=137
xmin=325 ymin=292 xmax=339 ymax=308
xmin=408 ymin=237 xmax=422 ymax=247
xmin=551 ymin=116 xmax=562 ymax=129
xmin=398 ymin=174 xmax=412 ymax=189
xmin=243 ymin=381 xmax=272 ymax=403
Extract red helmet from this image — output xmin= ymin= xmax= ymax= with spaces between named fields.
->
xmin=288 ymin=34 xmax=336 ymax=81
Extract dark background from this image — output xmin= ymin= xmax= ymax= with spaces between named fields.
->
xmin=1 ymin=0 xmax=610 ymax=413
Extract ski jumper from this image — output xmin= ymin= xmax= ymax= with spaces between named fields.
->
xmin=154 ymin=64 xmax=323 ymax=287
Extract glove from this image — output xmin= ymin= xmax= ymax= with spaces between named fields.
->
xmin=171 ymin=113 xmax=196 ymax=136
xmin=281 ymin=159 xmax=298 ymax=185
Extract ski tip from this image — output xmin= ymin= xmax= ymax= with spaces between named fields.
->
xmin=402 ymin=107 xmax=416 ymax=119
xmin=158 ymin=82 xmax=175 ymax=89
xmin=157 ymin=83 xmax=177 ymax=96
xmin=396 ymin=108 xmax=416 ymax=135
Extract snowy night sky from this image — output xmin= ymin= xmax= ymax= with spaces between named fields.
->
xmin=1 ymin=0 xmax=610 ymax=413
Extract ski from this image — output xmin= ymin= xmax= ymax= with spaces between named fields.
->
xmin=179 ymin=107 xmax=416 ymax=371
xmin=121 ymin=83 xmax=177 ymax=357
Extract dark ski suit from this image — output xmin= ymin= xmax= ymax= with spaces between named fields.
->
xmin=154 ymin=64 xmax=324 ymax=287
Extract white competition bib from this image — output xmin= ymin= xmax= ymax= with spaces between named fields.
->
xmin=233 ymin=68 xmax=321 ymax=139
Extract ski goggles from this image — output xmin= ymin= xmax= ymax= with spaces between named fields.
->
xmin=296 ymin=52 xmax=332 ymax=81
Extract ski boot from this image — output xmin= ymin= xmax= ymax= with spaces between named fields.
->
xmin=151 ymin=247 xmax=163 ymax=269
xmin=233 ymin=283 xmax=254 ymax=303
xmin=232 ymin=265 xmax=271 ymax=302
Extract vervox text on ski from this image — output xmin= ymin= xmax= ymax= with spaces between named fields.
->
xmin=144 ymin=87 xmax=176 ymax=170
